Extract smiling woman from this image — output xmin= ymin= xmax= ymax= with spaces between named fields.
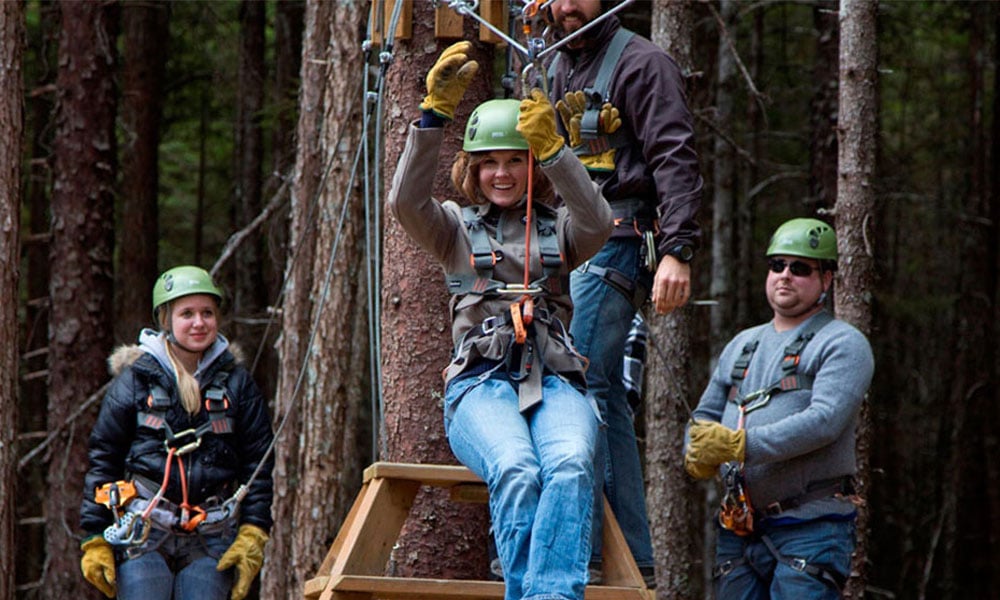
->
xmin=387 ymin=41 xmax=614 ymax=600
xmin=79 ymin=265 xmax=275 ymax=600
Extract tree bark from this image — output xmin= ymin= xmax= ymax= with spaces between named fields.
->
xmin=648 ymin=2 xmax=705 ymax=597
xmin=232 ymin=0 xmax=266 ymax=358
xmin=45 ymin=1 xmax=118 ymax=597
xmin=379 ymin=2 xmax=494 ymax=579
xmin=263 ymin=2 xmax=369 ymax=598
xmin=709 ymin=0 xmax=737 ymax=358
xmin=809 ymin=0 xmax=839 ymax=211
xmin=117 ymin=0 xmax=168 ymax=343
xmin=0 ymin=2 xmax=24 ymax=596
xmin=835 ymin=1 xmax=878 ymax=597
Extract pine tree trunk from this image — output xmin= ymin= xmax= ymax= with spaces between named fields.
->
xmin=835 ymin=1 xmax=878 ymax=596
xmin=709 ymin=0 xmax=737 ymax=358
xmin=232 ymin=0 xmax=266 ymax=355
xmin=809 ymin=0 xmax=839 ymax=211
xmin=648 ymin=2 xmax=705 ymax=597
xmin=379 ymin=2 xmax=495 ymax=579
xmin=45 ymin=1 xmax=118 ymax=597
xmin=0 ymin=2 xmax=24 ymax=595
xmin=117 ymin=0 xmax=168 ymax=343
xmin=263 ymin=2 xmax=370 ymax=597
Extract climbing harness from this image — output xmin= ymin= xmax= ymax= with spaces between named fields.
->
xmin=713 ymin=530 xmax=848 ymax=592
xmin=719 ymin=312 xmax=836 ymax=536
xmin=98 ymin=371 xmax=241 ymax=548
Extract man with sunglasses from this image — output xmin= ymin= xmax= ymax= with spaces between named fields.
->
xmin=683 ymin=218 xmax=874 ymax=599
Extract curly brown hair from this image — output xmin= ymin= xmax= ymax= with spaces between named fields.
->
xmin=450 ymin=150 xmax=556 ymax=206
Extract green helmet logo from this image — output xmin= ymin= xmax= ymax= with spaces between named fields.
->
xmin=152 ymin=265 xmax=223 ymax=323
xmin=463 ymin=99 xmax=529 ymax=153
xmin=766 ymin=218 xmax=837 ymax=261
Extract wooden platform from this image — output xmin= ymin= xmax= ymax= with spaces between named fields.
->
xmin=303 ymin=462 xmax=654 ymax=600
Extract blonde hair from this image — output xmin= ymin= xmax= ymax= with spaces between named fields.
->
xmin=165 ymin=343 xmax=202 ymax=415
xmin=450 ymin=150 xmax=555 ymax=206
xmin=158 ymin=301 xmax=203 ymax=415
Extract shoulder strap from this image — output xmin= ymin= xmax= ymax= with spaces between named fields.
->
xmin=136 ymin=370 xmax=234 ymax=438
xmin=728 ymin=312 xmax=835 ymax=404
xmin=727 ymin=333 xmax=763 ymax=401
xmin=446 ymin=207 xmax=567 ymax=297
xmin=578 ymin=28 xmax=634 ymax=151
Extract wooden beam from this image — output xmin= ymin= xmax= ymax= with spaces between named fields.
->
xmin=435 ymin=6 xmax=464 ymax=40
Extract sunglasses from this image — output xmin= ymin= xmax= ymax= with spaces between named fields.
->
xmin=767 ymin=258 xmax=819 ymax=277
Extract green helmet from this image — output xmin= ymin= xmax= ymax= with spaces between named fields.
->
xmin=463 ymin=99 xmax=529 ymax=153
xmin=766 ymin=218 xmax=838 ymax=261
xmin=152 ymin=265 xmax=222 ymax=323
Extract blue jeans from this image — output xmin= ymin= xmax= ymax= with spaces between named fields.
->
xmin=445 ymin=373 xmax=599 ymax=600
xmin=569 ymin=238 xmax=654 ymax=571
xmin=715 ymin=518 xmax=855 ymax=600
xmin=116 ymin=528 xmax=235 ymax=600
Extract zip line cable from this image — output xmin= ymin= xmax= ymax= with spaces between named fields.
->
xmin=234 ymin=0 xmax=407 ymax=497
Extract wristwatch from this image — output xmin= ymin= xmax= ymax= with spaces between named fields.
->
xmin=665 ymin=244 xmax=694 ymax=263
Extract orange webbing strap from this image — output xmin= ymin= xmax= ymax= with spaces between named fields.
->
xmin=510 ymin=301 xmax=527 ymax=344
xmin=141 ymin=447 xmax=176 ymax=520
xmin=176 ymin=455 xmax=207 ymax=531
xmin=515 ymin=146 xmax=537 ymax=333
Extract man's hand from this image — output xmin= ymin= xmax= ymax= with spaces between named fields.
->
xmin=555 ymin=90 xmax=586 ymax=147
xmin=420 ymin=41 xmax=479 ymax=120
xmin=687 ymin=420 xmax=746 ymax=466
xmin=684 ymin=453 xmax=719 ymax=480
xmin=651 ymin=255 xmax=691 ymax=314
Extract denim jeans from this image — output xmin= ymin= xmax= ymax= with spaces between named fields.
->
xmin=445 ymin=373 xmax=599 ymax=600
xmin=569 ymin=238 xmax=654 ymax=571
xmin=714 ymin=518 xmax=855 ymax=600
xmin=116 ymin=527 xmax=235 ymax=600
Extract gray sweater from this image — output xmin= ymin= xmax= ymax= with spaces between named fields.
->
xmin=692 ymin=310 xmax=874 ymax=521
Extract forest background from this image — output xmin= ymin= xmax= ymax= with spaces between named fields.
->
xmin=0 ymin=1 xmax=996 ymax=599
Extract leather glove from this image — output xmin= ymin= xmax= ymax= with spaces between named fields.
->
xmin=555 ymin=90 xmax=620 ymax=172
xmin=420 ymin=41 xmax=479 ymax=120
xmin=555 ymin=90 xmax=586 ymax=148
xmin=517 ymin=88 xmax=565 ymax=162
xmin=598 ymin=101 xmax=622 ymax=135
xmin=80 ymin=536 xmax=117 ymax=598
xmin=685 ymin=453 xmax=719 ymax=480
xmin=217 ymin=524 xmax=269 ymax=600
xmin=687 ymin=420 xmax=746 ymax=466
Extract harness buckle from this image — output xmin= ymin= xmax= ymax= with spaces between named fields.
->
xmin=790 ymin=557 xmax=808 ymax=572
xmin=716 ymin=559 xmax=737 ymax=577
xmin=498 ymin=284 xmax=543 ymax=296
xmin=166 ymin=428 xmax=202 ymax=455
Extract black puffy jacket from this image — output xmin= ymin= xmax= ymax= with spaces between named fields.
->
xmin=80 ymin=344 xmax=274 ymax=537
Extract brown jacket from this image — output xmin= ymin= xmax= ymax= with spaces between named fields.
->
xmin=388 ymin=123 xmax=613 ymax=410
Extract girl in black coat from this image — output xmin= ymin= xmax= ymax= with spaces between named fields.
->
xmin=80 ymin=266 xmax=273 ymax=600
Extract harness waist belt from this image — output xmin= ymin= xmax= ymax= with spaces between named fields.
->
xmin=763 ymin=476 xmax=855 ymax=517
xmin=131 ymin=476 xmax=235 ymax=533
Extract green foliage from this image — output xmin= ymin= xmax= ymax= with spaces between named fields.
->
xmin=157 ymin=0 xmax=242 ymax=269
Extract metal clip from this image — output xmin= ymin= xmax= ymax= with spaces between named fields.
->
xmin=643 ymin=230 xmax=657 ymax=272
xmin=166 ymin=429 xmax=202 ymax=455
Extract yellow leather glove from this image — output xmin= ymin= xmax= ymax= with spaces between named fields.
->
xmin=684 ymin=453 xmax=720 ymax=480
xmin=217 ymin=524 xmax=269 ymax=600
xmin=555 ymin=91 xmax=621 ymax=172
xmin=555 ymin=90 xmax=586 ymax=148
xmin=687 ymin=420 xmax=746 ymax=465
xmin=420 ymin=41 xmax=479 ymax=120
xmin=517 ymin=88 xmax=565 ymax=162
xmin=598 ymin=102 xmax=622 ymax=135
xmin=80 ymin=536 xmax=117 ymax=598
